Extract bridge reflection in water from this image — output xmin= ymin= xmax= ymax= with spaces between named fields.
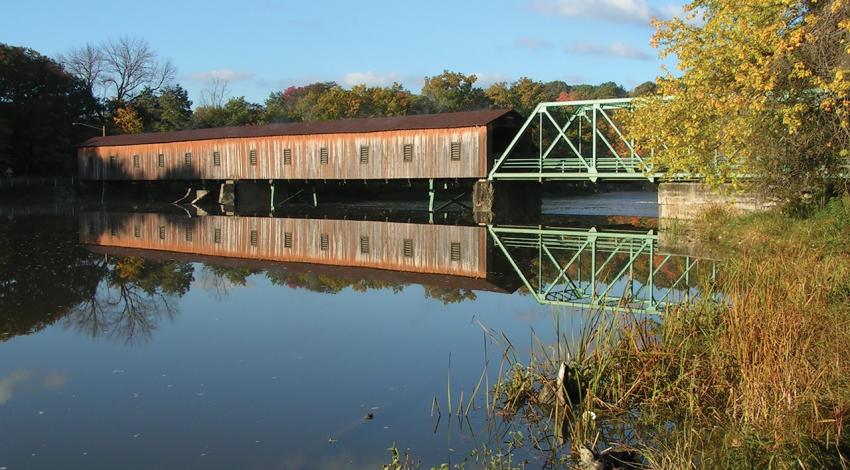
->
xmin=79 ymin=211 xmax=717 ymax=312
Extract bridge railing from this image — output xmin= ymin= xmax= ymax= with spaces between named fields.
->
xmin=488 ymin=98 xmax=661 ymax=182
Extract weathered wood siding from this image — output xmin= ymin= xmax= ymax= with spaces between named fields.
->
xmin=78 ymin=127 xmax=488 ymax=181
xmin=79 ymin=212 xmax=488 ymax=278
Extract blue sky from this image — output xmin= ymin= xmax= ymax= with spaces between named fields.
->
xmin=1 ymin=0 xmax=684 ymax=105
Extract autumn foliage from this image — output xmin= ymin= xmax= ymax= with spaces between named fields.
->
xmin=628 ymin=0 xmax=850 ymax=199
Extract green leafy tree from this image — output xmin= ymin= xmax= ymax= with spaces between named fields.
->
xmin=0 ymin=43 xmax=96 ymax=174
xmin=154 ymin=85 xmax=192 ymax=131
xmin=194 ymin=96 xmax=264 ymax=128
xmin=264 ymin=82 xmax=338 ymax=123
xmin=486 ymin=77 xmax=561 ymax=115
xmin=421 ymin=70 xmax=490 ymax=113
xmin=630 ymin=81 xmax=658 ymax=97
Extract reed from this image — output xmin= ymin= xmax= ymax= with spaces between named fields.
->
xmin=387 ymin=196 xmax=850 ymax=468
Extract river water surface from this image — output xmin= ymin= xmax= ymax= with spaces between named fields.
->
xmin=0 ymin=191 xmax=711 ymax=469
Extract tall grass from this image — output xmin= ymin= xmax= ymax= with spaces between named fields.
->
xmin=495 ymin=196 xmax=850 ymax=467
xmin=387 ymin=196 xmax=850 ymax=468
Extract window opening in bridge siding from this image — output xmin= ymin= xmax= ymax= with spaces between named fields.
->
xmin=158 ymin=154 xmax=165 ymax=167
xmin=284 ymin=231 xmax=292 ymax=248
xmin=159 ymin=226 xmax=166 ymax=240
xmin=403 ymin=238 xmax=414 ymax=258
xmin=185 ymin=226 xmax=192 ymax=242
xmin=250 ymin=149 xmax=257 ymax=166
xmin=319 ymin=147 xmax=329 ymax=165
xmin=250 ymin=230 xmax=258 ymax=247
xmin=320 ymin=234 xmax=329 ymax=251
xmin=359 ymin=146 xmax=369 ymax=164
xmin=403 ymin=144 xmax=413 ymax=162
xmin=450 ymin=142 xmax=461 ymax=161
xmin=450 ymin=242 xmax=462 ymax=261
xmin=110 ymin=225 xmax=117 ymax=236
xmin=133 ymin=155 xmax=140 ymax=168
xmin=213 ymin=151 xmax=221 ymax=166
xmin=134 ymin=225 xmax=141 ymax=238
xmin=88 ymin=223 xmax=96 ymax=236
xmin=360 ymin=236 xmax=370 ymax=254
xmin=283 ymin=148 xmax=292 ymax=165
xmin=109 ymin=155 xmax=116 ymax=166
xmin=184 ymin=152 xmax=192 ymax=166
xmin=214 ymin=228 xmax=222 ymax=244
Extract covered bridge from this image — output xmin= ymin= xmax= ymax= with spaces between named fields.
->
xmin=77 ymin=109 xmax=523 ymax=182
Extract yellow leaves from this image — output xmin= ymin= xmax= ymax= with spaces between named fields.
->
xmin=113 ymin=107 xmax=143 ymax=134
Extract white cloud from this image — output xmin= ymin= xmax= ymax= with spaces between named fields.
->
xmin=564 ymin=41 xmax=653 ymax=60
xmin=185 ymin=69 xmax=255 ymax=82
xmin=515 ymin=37 xmax=554 ymax=50
xmin=0 ymin=371 xmax=30 ymax=405
xmin=532 ymin=0 xmax=681 ymax=26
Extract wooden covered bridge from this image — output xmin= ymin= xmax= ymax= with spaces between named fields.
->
xmin=77 ymin=109 xmax=536 ymax=212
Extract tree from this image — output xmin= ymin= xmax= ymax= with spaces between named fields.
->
xmin=486 ymin=78 xmax=561 ymax=115
xmin=421 ymin=70 xmax=490 ymax=113
xmin=113 ymin=107 xmax=143 ymax=134
xmin=193 ymin=96 xmax=264 ymax=128
xmin=568 ymin=82 xmax=628 ymax=100
xmin=199 ymin=77 xmax=230 ymax=109
xmin=0 ymin=43 xmax=96 ymax=174
xmin=155 ymin=85 xmax=192 ymax=131
xmin=630 ymin=81 xmax=657 ymax=97
xmin=130 ymin=85 xmax=192 ymax=133
xmin=60 ymin=37 xmax=175 ymax=107
xmin=264 ymin=82 xmax=338 ymax=123
xmin=628 ymin=0 xmax=850 ymax=200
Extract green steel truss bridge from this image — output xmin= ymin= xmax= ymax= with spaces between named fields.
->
xmin=488 ymin=225 xmax=718 ymax=314
xmin=489 ymin=97 xmax=663 ymax=182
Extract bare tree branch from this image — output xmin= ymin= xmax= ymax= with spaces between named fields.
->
xmin=199 ymin=77 xmax=230 ymax=108
xmin=59 ymin=36 xmax=175 ymax=106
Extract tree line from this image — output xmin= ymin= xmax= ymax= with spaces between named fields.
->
xmin=0 ymin=38 xmax=655 ymax=176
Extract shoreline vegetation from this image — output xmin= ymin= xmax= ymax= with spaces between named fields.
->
xmin=386 ymin=196 xmax=850 ymax=469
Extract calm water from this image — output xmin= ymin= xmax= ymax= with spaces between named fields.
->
xmin=0 ymin=191 xmax=708 ymax=469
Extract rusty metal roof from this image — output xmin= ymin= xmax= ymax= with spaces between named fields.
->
xmin=79 ymin=108 xmax=519 ymax=147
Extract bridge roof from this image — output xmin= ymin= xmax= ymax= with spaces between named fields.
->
xmin=79 ymin=108 xmax=518 ymax=147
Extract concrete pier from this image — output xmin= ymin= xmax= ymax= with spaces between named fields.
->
xmin=658 ymin=182 xmax=774 ymax=219
xmin=473 ymin=180 xmax=542 ymax=223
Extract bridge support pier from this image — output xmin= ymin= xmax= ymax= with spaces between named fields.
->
xmin=219 ymin=180 xmax=236 ymax=206
xmin=473 ymin=180 xmax=541 ymax=223
xmin=658 ymin=182 xmax=774 ymax=219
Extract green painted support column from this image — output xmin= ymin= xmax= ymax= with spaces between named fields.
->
xmin=269 ymin=180 xmax=275 ymax=212
xmin=312 ymin=186 xmax=317 ymax=207
xmin=428 ymin=178 xmax=435 ymax=212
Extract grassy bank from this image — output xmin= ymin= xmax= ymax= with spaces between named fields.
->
xmin=387 ymin=197 xmax=850 ymax=469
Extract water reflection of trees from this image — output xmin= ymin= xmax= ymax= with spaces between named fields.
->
xmin=64 ymin=257 xmax=194 ymax=344
xmin=1 ymin=214 xmax=491 ymax=345
xmin=204 ymin=265 xmax=475 ymax=304
xmin=0 ymin=211 xmax=199 ymax=344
